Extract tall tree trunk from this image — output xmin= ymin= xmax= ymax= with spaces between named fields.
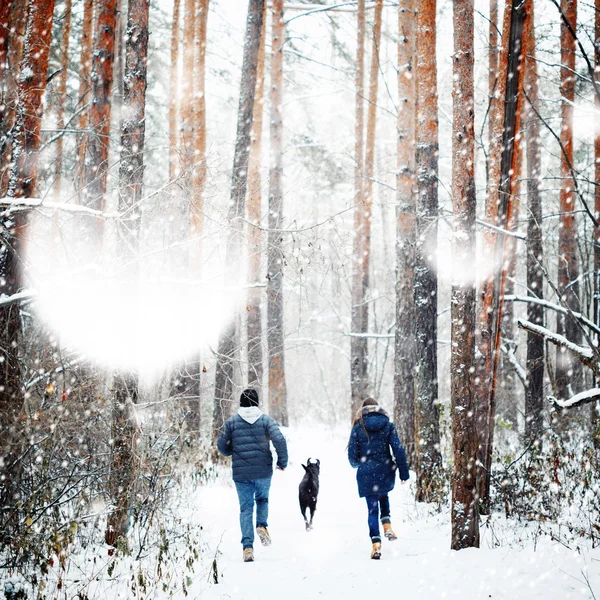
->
xmin=53 ymin=0 xmax=72 ymax=200
xmin=169 ymin=0 xmax=181 ymax=180
xmin=247 ymin=4 xmax=266 ymax=390
xmin=488 ymin=0 xmax=499 ymax=160
xmin=481 ymin=0 xmax=527 ymax=512
xmin=394 ymin=0 xmax=416 ymax=465
xmin=594 ymin=0 xmax=600 ymax=446
xmin=1 ymin=0 xmax=55 ymax=542
xmin=212 ymin=0 xmax=264 ymax=439
xmin=0 ymin=0 xmax=26 ymax=196
xmin=523 ymin=0 xmax=544 ymax=443
xmin=555 ymin=0 xmax=583 ymax=410
xmin=414 ymin=0 xmax=443 ymax=503
xmin=350 ymin=0 xmax=366 ymax=418
xmin=74 ymin=0 xmax=94 ymax=194
xmin=475 ymin=0 xmax=511 ymax=513
xmin=268 ymin=0 xmax=288 ymax=425
xmin=105 ymin=0 xmax=149 ymax=549
xmin=82 ymin=0 xmax=117 ymax=221
xmin=451 ymin=0 xmax=479 ymax=551
xmin=181 ymin=0 xmax=196 ymax=168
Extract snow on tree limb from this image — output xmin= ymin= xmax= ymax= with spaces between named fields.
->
xmin=549 ymin=388 xmax=600 ymax=409
xmin=517 ymin=319 xmax=597 ymax=370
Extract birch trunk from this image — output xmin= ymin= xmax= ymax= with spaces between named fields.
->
xmin=268 ymin=0 xmax=288 ymax=425
xmin=414 ymin=0 xmax=443 ymax=502
xmin=394 ymin=0 xmax=416 ymax=465
xmin=451 ymin=0 xmax=479 ymax=551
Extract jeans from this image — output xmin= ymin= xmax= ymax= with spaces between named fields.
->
xmin=365 ymin=493 xmax=391 ymax=542
xmin=234 ymin=477 xmax=272 ymax=549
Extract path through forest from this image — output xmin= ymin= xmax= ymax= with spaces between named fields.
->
xmin=184 ymin=426 xmax=600 ymax=599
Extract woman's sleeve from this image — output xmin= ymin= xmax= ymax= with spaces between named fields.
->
xmin=389 ymin=424 xmax=410 ymax=481
xmin=347 ymin=426 xmax=360 ymax=468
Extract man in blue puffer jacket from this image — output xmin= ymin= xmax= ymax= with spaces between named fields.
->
xmin=348 ymin=398 xmax=409 ymax=559
xmin=217 ymin=388 xmax=288 ymax=562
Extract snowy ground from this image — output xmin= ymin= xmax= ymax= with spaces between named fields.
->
xmin=180 ymin=426 xmax=600 ymax=600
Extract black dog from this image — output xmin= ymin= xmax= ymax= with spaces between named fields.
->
xmin=299 ymin=458 xmax=320 ymax=531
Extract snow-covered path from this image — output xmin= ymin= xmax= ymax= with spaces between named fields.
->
xmin=186 ymin=426 xmax=599 ymax=600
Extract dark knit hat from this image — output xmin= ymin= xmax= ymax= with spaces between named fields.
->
xmin=240 ymin=388 xmax=259 ymax=407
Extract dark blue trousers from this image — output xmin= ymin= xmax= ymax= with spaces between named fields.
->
xmin=365 ymin=493 xmax=391 ymax=542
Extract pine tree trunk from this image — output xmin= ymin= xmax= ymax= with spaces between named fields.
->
xmin=82 ymin=0 xmax=117 ymax=219
xmin=53 ymin=0 xmax=72 ymax=200
xmin=475 ymin=0 xmax=511 ymax=512
xmin=74 ymin=0 xmax=93 ymax=194
xmin=480 ymin=0 xmax=526 ymax=512
xmin=1 ymin=0 xmax=55 ymax=540
xmin=213 ymin=0 xmax=264 ymax=439
xmin=394 ymin=0 xmax=416 ymax=466
xmin=414 ymin=0 xmax=443 ymax=503
xmin=350 ymin=0 xmax=366 ymax=418
xmin=523 ymin=0 xmax=544 ymax=443
xmin=555 ymin=0 xmax=583 ymax=410
xmin=247 ymin=5 xmax=266 ymax=390
xmin=105 ymin=0 xmax=149 ymax=548
xmin=181 ymin=0 xmax=196 ymax=167
xmin=169 ymin=0 xmax=181 ymax=180
xmin=0 ymin=0 xmax=26 ymax=196
xmin=267 ymin=0 xmax=288 ymax=425
xmin=451 ymin=0 xmax=479 ymax=551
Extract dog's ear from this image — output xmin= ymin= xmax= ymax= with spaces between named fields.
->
xmin=316 ymin=459 xmax=320 ymax=467
xmin=302 ymin=464 xmax=307 ymax=471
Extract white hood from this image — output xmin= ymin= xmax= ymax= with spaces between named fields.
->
xmin=238 ymin=406 xmax=263 ymax=424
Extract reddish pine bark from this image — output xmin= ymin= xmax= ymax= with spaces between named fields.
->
xmin=74 ymin=0 xmax=93 ymax=192
xmin=169 ymin=0 xmax=181 ymax=180
xmin=414 ymin=0 xmax=443 ymax=502
xmin=523 ymin=0 xmax=545 ymax=442
xmin=350 ymin=0 xmax=366 ymax=417
xmin=247 ymin=5 xmax=266 ymax=389
xmin=394 ymin=0 xmax=416 ymax=465
xmin=180 ymin=0 xmax=196 ymax=164
xmin=555 ymin=0 xmax=583 ymax=409
xmin=213 ymin=0 xmax=264 ymax=438
xmin=268 ymin=0 xmax=288 ymax=425
xmin=451 ymin=0 xmax=479 ymax=551
xmin=53 ymin=0 xmax=72 ymax=200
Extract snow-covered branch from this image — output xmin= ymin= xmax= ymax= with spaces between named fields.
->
xmin=0 ymin=290 xmax=36 ymax=308
xmin=0 ymin=197 xmax=119 ymax=218
xmin=517 ymin=319 xmax=597 ymax=371
xmin=549 ymin=388 xmax=600 ymax=409
xmin=506 ymin=294 xmax=600 ymax=336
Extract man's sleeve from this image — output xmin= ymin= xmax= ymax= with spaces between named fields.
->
xmin=389 ymin=424 xmax=410 ymax=481
xmin=267 ymin=418 xmax=288 ymax=469
xmin=347 ymin=426 xmax=360 ymax=468
xmin=217 ymin=419 xmax=233 ymax=457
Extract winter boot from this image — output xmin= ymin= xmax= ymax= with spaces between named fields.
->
xmin=256 ymin=526 xmax=272 ymax=546
xmin=383 ymin=522 xmax=398 ymax=541
xmin=370 ymin=541 xmax=382 ymax=560
xmin=243 ymin=547 xmax=254 ymax=562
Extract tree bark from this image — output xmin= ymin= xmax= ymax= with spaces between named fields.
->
xmin=523 ymin=0 xmax=545 ymax=443
xmin=394 ymin=0 xmax=416 ymax=466
xmin=555 ymin=0 xmax=583 ymax=410
xmin=169 ymin=0 xmax=181 ymax=180
xmin=247 ymin=5 xmax=266 ymax=389
xmin=213 ymin=0 xmax=264 ymax=439
xmin=1 ymin=0 xmax=55 ymax=541
xmin=350 ymin=0 xmax=366 ymax=417
xmin=594 ymin=0 xmax=600 ymax=446
xmin=180 ymin=0 xmax=196 ymax=166
xmin=414 ymin=0 xmax=443 ymax=503
xmin=105 ymin=0 xmax=149 ymax=548
xmin=481 ymin=0 xmax=526 ymax=512
xmin=451 ymin=0 xmax=479 ymax=551
xmin=267 ymin=0 xmax=288 ymax=425
xmin=0 ymin=0 xmax=26 ymax=196
xmin=74 ymin=0 xmax=94 ymax=194
xmin=53 ymin=0 xmax=72 ymax=200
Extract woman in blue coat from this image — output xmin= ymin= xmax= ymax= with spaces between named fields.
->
xmin=348 ymin=398 xmax=410 ymax=559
